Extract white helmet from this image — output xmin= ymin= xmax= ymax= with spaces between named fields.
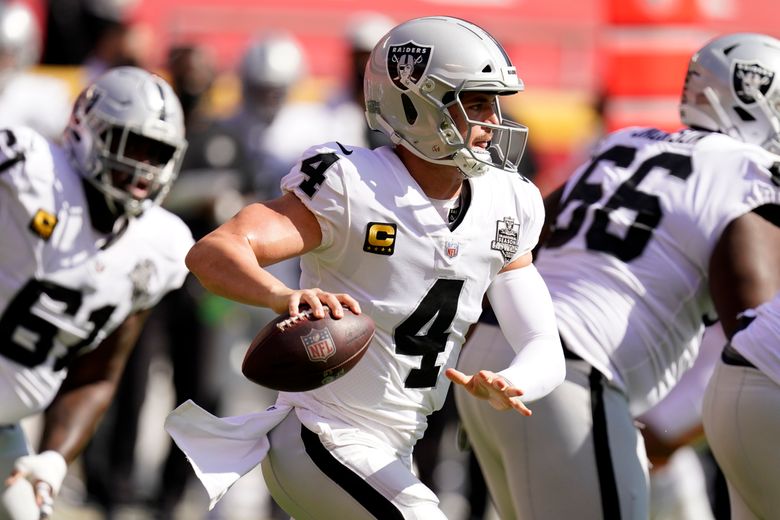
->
xmin=364 ymin=16 xmax=527 ymax=177
xmin=0 ymin=2 xmax=40 ymax=82
xmin=239 ymin=32 xmax=305 ymax=124
xmin=64 ymin=66 xmax=187 ymax=217
xmin=680 ymin=32 xmax=780 ymax=154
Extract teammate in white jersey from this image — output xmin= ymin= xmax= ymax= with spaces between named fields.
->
xmin=703 ymin=291 xmax=780 ymax=520
xmin=0 ymin=66 xmax=193 ymax=520
xmin=180 ymin=16 xmax=564 ymax=519
xmin=455 ymin=32 xmax=780 ymax=519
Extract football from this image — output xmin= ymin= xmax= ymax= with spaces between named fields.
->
xmin=241 ymin=305 xmax=375 ymax=392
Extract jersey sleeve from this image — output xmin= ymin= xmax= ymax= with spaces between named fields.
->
xmin=0 ymin=126 xmax=42 ymax=194
xmin=132 ymin=210 xmax=195 ymax=311
xmin=510 ymin=175 xmax=546 ymax=262
xmin=280 ymin=143 xmax=351 ymax=255
xmin=692 ymin=136 xmax=780 ymax=242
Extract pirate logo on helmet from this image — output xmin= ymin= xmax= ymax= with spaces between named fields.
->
xmin=387 ymin=41 xmax=433 ymax=91
xmin=733 ymin=61 xmax=775 ymax=105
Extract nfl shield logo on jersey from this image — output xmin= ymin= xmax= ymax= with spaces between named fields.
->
xmin=733 ymin=61 xmax=775 ymax=105
xmin=301 ymin=328 xmax=336 ymax=362
xmin=445 ymin=240 xmax=459 ymax=258
xmin=387 ymin=41 xmax=433 ymax=91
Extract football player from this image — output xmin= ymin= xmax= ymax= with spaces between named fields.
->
xmin=455 ymin=32 xmax=780 ymax=519
xmin=0 ymin=66 xmax=193 ymax=520
xmin=176 ymin=16 xmax=565 ymax=519
xmin=703 ymin=290 xmax=780 ymax=519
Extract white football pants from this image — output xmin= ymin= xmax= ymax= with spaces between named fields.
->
xmin=261 ymin=411 xmax=448 ymax=520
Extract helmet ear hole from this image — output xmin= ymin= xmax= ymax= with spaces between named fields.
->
xmin=401 ymin=93 xmax=418 ymax=124
xmin=734 ymin=106 xmax=756 ymax=121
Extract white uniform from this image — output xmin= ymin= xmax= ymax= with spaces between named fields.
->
xmin=703 ymin=291 xmax=780 ymax=520
xmin=258 ymin=142 xmax=542 ymax=519
xmin=0 ymin=73 xmax=72 ymax=141
xmin=456 ymin=127 xmax=780 ymax=520
xmin=0 ymin=126 xmax=192 ymax=473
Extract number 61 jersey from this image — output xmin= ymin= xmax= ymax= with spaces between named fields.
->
xmin=536 ymin=127 xmax=780 ymax=416
xmin=0 ymin=127 xmax=193 ymax=423
xmin=277 ymin=143 xmax=543 ymax=456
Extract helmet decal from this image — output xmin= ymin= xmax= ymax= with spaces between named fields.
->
xmin=387 ymin=41 xmax=433 ymax=91
xmin=733 ymin=61 xmax=775 ymax=105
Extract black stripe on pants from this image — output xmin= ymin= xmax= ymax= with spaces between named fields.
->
xmin=300 ymin=425 xmax=405 ymax=520
xmin=589 ymin=368 xmax=622 ymax=519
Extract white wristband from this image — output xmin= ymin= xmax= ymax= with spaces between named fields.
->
xmin=13 ymin=450 xmax=68 ymax=495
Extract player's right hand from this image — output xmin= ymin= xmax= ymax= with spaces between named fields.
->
xmin=282 ymin=288 xmax=361 ymax=319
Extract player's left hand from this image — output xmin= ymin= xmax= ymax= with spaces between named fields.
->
xmin=5 ymin=451 xmax=67 ymax=518
xmin=445 ymin=368 xmax=532 ymax=416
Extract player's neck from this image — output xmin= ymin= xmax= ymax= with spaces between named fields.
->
xmin=81 ymin=179 xmax=128 ymax=240
xmin=396 ymin=146 xmax=463 ymax=200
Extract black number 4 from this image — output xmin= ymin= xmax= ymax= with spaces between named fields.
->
xmin=299 ymin=153 xmax=340 ymax=198
xmin=394 ymin=279 xmax=465 ymax=388
xmin=547 ymin=145 xmax=693 ymax=261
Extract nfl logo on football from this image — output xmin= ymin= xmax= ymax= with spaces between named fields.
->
xmin=301 ymin=328 xmax=337 ymax=362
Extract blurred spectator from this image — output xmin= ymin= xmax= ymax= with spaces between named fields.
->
xmin=42 ymin=0 xmax=147 ymax=81
xmin=332 ymin=11 xmax=395 ymax=149
xmin=0 ymin=1 xmax=71 ymax=139
xmin=220 ymin=31 xmax=307 ymax=199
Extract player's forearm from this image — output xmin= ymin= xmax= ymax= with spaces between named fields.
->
xmin=186 ymin=232 xmax=292 ymax=311
xmin=39 ymin=381 xmax=114 ymax=463
xmin=487 ymin=264 xmax=565 ymax=402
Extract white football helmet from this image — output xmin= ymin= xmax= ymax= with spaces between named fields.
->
xmin=64 ymin=66 xmax=187 ymax=217
xmin=239 ymin=32 xmax=306 ymax=123
xmin=0 ymin=2 xmax=40 ymax=83
xmin=364 ymin=16 xmax=527 ymax=177
xmin=680 ymin=32 xmax=780 ymax=154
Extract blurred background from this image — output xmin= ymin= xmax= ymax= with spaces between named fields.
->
xmin=21 ymin=0 xmax=780 ymax=194
xmin=6 ymin=0 xmax=779 ymax=519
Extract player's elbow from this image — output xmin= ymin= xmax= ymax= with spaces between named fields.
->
xmin=184 ymin=239 xmax=221 ymax=294
xmin=548 ymin=341 xmax=566 ymax=391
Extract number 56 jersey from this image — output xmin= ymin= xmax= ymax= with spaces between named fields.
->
xmin=278 ymin=143 xmax=544 ymax=456
xmin=0 ymin=127 xmax=194 ymax=423
xmin=536 ymin=127 xmax=780 ymax=416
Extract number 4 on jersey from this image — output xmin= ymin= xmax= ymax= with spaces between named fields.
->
xmin=394 ymin=279 xmax=465 ymax=388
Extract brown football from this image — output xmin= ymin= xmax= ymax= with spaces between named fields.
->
xmin=241 ymin=305 xmax=375 ymax=392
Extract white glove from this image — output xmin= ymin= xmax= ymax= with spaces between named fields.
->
xmin=12 ymin=451 xmax=67 ymax=496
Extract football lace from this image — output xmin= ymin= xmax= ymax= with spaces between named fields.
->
xmin=275 ymin=306 xmax=333 ymax=331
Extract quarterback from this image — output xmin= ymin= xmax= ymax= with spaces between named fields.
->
xmin=0 ymin=67 xmax=193 ymax=519
xmin=175 ymin=16 xmax=565 ymax=520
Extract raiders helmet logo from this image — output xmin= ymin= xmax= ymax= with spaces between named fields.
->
xmin=733 ymin=61 xmax=775 ymax=105
xmin=387 ymin=41 xmax=433 ymax=91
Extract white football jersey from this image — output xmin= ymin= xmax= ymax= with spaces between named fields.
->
xmin=536 ymin=127 xmax=780 ymax=415
xmin=277 ymin=142 xmax=543 ymax=455
xmin=0 ymin=72 xmax=72 ymax=140
xmin=731 ymin=290 xmax=780 ymax=386
xmin=0 ymin=126 xmax=193 ymax=423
